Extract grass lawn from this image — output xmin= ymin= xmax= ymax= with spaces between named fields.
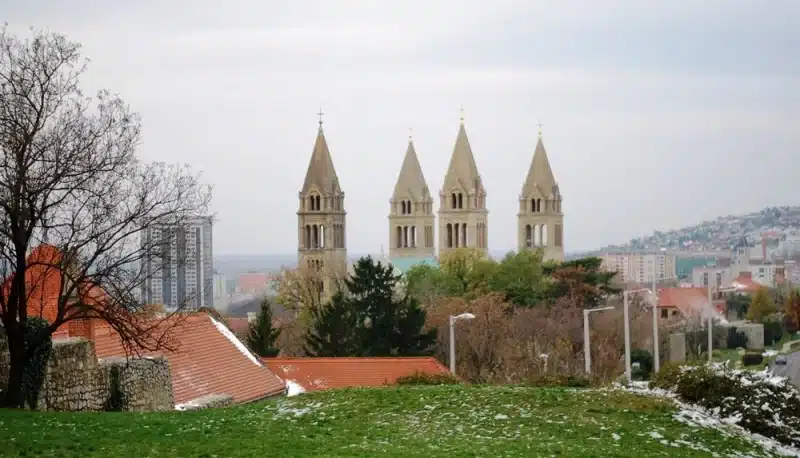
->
xmin=0 ymin=385 xmax=785 ymax=457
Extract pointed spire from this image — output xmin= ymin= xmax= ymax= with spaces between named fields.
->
xmin=392 ymin=132 xmax=430 ymax=200
xmin=522 ymin=133 xmax=558 ymax=197
xmin=301 ymin=113 xmax=341 ymax=194
xmin=442 ymin=118 xmax=482 ymax=192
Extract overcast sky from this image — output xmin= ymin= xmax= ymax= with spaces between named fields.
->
xmin=5 ymin=1 xmax=799 ymax=255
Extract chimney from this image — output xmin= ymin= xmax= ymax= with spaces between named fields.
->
xmin=247 ymin=312 xmax=257 ymax=323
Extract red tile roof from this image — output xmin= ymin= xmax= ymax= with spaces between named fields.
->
xmin=657 ymin=287 xmax=723 ymax=317
xmin=227 ymin=317 xmax=250 ymax=340
xmin=732 ymin=273 xmax=762 ymax=293
xmin=237 ymin=273 xmax=272 ymax=294
xmin=93 ymin=313 xmax=285 ymax=405
xmin=263 ymin=357 xmax=450 ymax=392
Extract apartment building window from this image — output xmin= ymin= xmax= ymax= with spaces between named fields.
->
xmin=715 ymin=272 xmax=722 ymax=288
xmin=703 ymin=272 xmax=709 ymax=286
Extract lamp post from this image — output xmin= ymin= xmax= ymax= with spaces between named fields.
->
xmin=584 ymin=306 xmax=615 ymax=375
xmin=449 ymin=312 xmax=475 ymax=375
xmin=706 ymin=285 xmax=739 ymax=362
xmin=624 ymin=288 xmax=651 ymax=382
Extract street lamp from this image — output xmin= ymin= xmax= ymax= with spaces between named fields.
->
xmin=624 ymin=288 xmax=651 ymax=382
xmin=584 ymin=306 xmax=615 ymax=375
xmin=706 ymin=285 xmax=740 ymax=362
xmin=449 ymin=312 xmax=475 ymax=375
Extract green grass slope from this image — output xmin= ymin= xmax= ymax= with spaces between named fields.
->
xmin=0 ymin=386 xmax=783 ymax=457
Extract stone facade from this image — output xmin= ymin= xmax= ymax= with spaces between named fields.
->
xmin=0 ymin=335 xmax=174 ymax=412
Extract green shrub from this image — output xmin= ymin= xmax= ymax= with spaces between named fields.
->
xmin=526 ymin=374 xmax=595 ymax=388
xmin=763 ymin=320 xmax=784 ymax=346
xmin=631 ymin=349 xmax=653 ymax=380
xmin=21 ymin=317 xmax=53 ymax=410
xmin=663 ymin=365 xmax=800 ymax=446
xmin=396 ymin=372 xmax=460 ymax=386
xmin=651 ymin=361 xmax=689 ymax=391
xmin=741 ymin=352 xmax=764 ymax=366
xmin=726 ymin=327 xmax=748 ymax=349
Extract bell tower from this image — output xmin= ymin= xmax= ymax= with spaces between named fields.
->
xmin=438 ymin=108 xmax=489 ymax=255
xmin=518 ymin=123 xmax=564 ymax=261
xmin=388 ymin=130 xmax=435 ymax=260
xmin=297 ymin=112 xmax=347 ymax=279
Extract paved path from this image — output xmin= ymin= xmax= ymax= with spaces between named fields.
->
xmin=769 ymin=352 xmax=800 ymax=387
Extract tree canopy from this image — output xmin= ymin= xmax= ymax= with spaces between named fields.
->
xmin=404 ymin=249 xmax=617 ymax=309
xmin=305 ymin=256 xmax=436 ymax=357
xmin=0 ymin=27 xmax=210 ymax=407
xmin=747 ymin=287 xmax=777 ymax=323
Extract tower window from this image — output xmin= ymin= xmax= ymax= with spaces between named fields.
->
xmin=458 ymin=193 xmax=463 ymax=209
xmin=525 ymin=224 xmax=532 ymax=248
xmin=451 ymin=193 xmax=457 ymax=209
xmin=446 ymin=223 xmax=453 ymax=248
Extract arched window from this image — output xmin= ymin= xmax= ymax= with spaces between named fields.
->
xmin=536 ymin=199 xmax=541 ymax=213
xmin=542 ymin=224 xmax=548 ymax=246
xmin=410 ymin=226 xmax=416 ymax=247
xmin=312 ymin=225 xmax=319 ymax=248
xmin=305 ymin=225 xmax=311 ymax=248
xmin=396 ymin=226 xmax=402 ymax=248
xmin=401 ymin=201 xmax=407 ymax=214
xmin=461 ymin=223 xmax=467 ymax=246
xmin=446 ymin=223 xmax=453 ymax=248
xmin=403 ymin=226 xmax=409 ymax=247
xmin=451 ymin=193 xmax=457 ymax=209
xmin=315 ymin=195 xmax=321 ymax=211
xmin=531 ymin=199 xmax=535 ymax=212
xmin=458 ymin=193 xmax=463 ymax=209
xmin=525 ymin=224 xmax=532 ymax=248
xmin=453 ymin=224 xmax=460 ymax=247
xmin=534 ymin=225 xmax=541 ymax=246
xmin=319 ymin=225 xmax=326 ymax=248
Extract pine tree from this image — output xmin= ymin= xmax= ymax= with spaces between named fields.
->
xmin=304 ymin=256 xmax=437 ymax=357
xmin=247 ymin=298 xmax=281 ymax=358
xmin=304 ymin=292 xmax=362 ymax=356
xmin=747 ymin=287 xmax=776 ymax=323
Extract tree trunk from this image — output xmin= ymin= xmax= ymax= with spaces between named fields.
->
xmin=3 ymin=327 xmax=25 ymax=408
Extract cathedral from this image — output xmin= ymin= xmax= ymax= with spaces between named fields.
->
xmin=296 ymin=112 xmax=565 ymax=280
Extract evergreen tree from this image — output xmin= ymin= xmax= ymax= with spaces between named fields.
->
xmin=247 ymin=298 xmax=281 ymax=358
xmin=747 ymin=287 xmax=776 ymax=323
xmin=305 ymin=256 xmax=436 ymax=357
xmin=305 ymin=291 xmax=362 ymax=357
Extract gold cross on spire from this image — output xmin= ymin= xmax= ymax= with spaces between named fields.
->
xmin=459 ymin=105 xmax=465 ymax=123
xmin=537 ymin=121 xmax=544 ymax=137
xmin=317 ymin=108 xmax=324 ymax=127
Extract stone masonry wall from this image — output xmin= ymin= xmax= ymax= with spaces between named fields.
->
xmin=0 ymin=333 xmax=174 ymax=412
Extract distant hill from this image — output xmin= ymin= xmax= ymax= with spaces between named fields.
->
xmin=594 ymin=205 xmax=800 ymax=253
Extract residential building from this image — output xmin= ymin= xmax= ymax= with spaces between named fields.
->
xmin=297 ymin=117 xmax=347 ymax=294
xmin=691 ymin=266 xmax=731 ymax=289
xmin=517 ymin=127 xmax=564 ymax=261
xmin=599 ymin=252 xmax=677 ymax=284
xmin=141 ymin=216 xmax=213 ymax=310
xmin=388 ymin=132 xmax=436 ymax=264
xmin=656 ymin=287 xmax=726 ymax=321
xmin=213 ymin=272 xmax=227 ymax=299
xmin=438 ymin=115 xmax=489 ymax=255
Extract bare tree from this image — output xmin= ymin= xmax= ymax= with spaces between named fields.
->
xmin=0 ymin=27 xmax=211 ymax=407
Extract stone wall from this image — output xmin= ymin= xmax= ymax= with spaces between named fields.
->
xmin=0 ymin=334 xmax=174 ymax=412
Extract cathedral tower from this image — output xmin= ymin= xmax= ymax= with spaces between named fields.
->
xmin=518 ymin=125 xmax=564 ymax=261
xmin=297 ymin=115 xmax=347 ymax=277
xmin=438 ymin=111 xmax=488 ymax=255
xmin=388 ymin=131 xmax=436 ymax=260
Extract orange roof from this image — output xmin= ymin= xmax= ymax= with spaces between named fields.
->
xmin=227 ymin=317 xmax=250 ymax=339
xmin=732 ymin=273 xmax=762 ymax=293
xmin=657 ymin=287 xmax=721 ymax=317
xmin=2 ymin=244 xmax=109 ymax=338
xmin=237 ymin=273 xmax=271 ymax=293
xmin=263 ymin=357 xmax=450 ymax=392
xmin=93 ymin=313 xmax=285 ymax=405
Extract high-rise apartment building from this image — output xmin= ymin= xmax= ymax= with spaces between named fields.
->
xmin=600 ymin=252 xmax=677 ymax=284
xmin=141 ymin=216 xmax=213 ymax=310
